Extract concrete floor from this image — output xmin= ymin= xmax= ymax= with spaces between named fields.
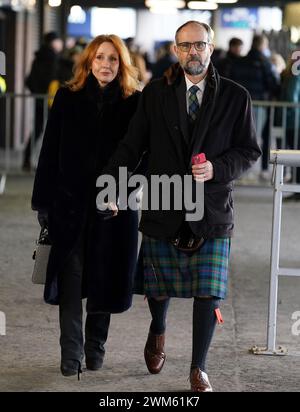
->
xmin=0 ymin=175 xmax=299 ymax=392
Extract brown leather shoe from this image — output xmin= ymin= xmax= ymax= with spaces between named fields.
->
xmin=144 ymin=331 xmax=166 ymax=374
xmin=190 ymin=368 xmax=213 ymax=392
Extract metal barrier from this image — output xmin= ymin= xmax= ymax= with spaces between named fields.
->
xmin=253 ymin=101 xmax=300 ymax=154
xmin=0 ymin=93 xmax=49 ymax=194
xmin=250 ymin=149 xmax=300 ymax=356
xmin=0 ymin=95 xmax=299 ymax=194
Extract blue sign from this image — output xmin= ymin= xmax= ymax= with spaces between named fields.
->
xmin=67 ymin=9 xmax=91 ymax=38
xmin=221 ymin=8 xmax=258 ymax=29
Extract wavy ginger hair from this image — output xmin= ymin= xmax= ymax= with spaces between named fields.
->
xmin=67 ymin=34 xmax=139 ymax=98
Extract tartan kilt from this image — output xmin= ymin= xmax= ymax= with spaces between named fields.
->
xmin=135 ymin=235 xmax=231 ymax=299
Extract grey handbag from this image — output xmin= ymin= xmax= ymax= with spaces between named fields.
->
xmin=32 ymin=227 xmax=51 ymax=285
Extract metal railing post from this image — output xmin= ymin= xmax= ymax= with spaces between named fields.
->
xmin=250 ymin=149 xmax=300 ymax=356
xmin=267 ymin=162 xmax=283 ymax=353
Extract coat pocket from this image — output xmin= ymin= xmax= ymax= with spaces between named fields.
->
xmin=204 ymin=186 xmax=233 ymax=225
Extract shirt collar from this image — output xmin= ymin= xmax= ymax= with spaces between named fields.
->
xmin=185 ymin=75 xmax=206 ymax=93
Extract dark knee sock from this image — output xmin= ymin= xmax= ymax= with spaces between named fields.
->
xmin=191 ymin=297 xmax=220 ymax=372
xmin=147 ymin=297 xmax=170 ymax=335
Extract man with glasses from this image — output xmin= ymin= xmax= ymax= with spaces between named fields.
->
xmin=103 ymin=21 xmax=261 ymax=392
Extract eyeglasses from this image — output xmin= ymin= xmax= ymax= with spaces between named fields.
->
xmin=176 ymin=41 xmax=210 ymax=52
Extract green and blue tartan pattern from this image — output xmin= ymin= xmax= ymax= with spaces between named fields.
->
xmin=141 ymin=236 xmax=231 ymax=299
xmin=188 ymin=85 xmax=200 ymax=121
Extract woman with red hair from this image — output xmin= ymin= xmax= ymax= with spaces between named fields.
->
xmin=32 ymin=35 xmax=141 ymax=379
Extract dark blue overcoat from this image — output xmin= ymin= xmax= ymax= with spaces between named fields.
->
xmin=32 ymin=75 xmax=140 ymax=313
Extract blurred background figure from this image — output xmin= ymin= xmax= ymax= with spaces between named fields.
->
xmin=0 ymin=74 xmax=6 ymax=150
xmin=151 ymin=41 xmax=177 ymax=80
xmin=48 ymin=45 xmax=84 ymax=107
xmin=231 ymin=34 xmax=280 ymax=179
xmin=281 ymin=55 xmax=300 ymax=200
xmin=23 ymin=31 xmax=63 ymax=171
xmin=270 ymin=52 xmax=287 ymax=79
xmin=210 ymin=47 xmax=226 ymax=69
xmin=231 ymin=34 xmax=279 ymax=100
xmin=216 ymin=37 xmax=243 ymax=78
xmin=125 ymin=37 xmax=151 ymax=87
xmin=0 ymin=74 xmax=6 ymax=94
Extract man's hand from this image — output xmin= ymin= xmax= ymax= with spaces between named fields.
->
xmin=192 ymin=160 xmax=214 ymax=182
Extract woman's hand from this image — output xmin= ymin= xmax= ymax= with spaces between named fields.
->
xmin=97 ymin=201 xmax=118 ymax=220
xmin=192 ymin=160 xmax=214 ymax=183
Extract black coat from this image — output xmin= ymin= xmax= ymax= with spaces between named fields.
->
xmin=32 ymin=75 xmax=140 ymax=312
xmin=104 ymin=63 xmax=261 ymax=239
xmin=230 ymin=49 xmax=279 ymax=100
xmin=26 ymin=46 xmax=60 ymax=93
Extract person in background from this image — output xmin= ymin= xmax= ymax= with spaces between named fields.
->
xmin=270 ymin=52 xmax=286 ymax=80
xmin=231 ymin=34 xmax=279 ymax=180
xmin=31 ymin=34 xmax=141 ymax=379
xmin=216 ymin=37 xmax=243 ymax=79
xmin=0 ymin=74 xmax=6 ymax=94
xmin=151 ymin=41 xmax=177 ymax=80
xmin=102 ymin=21 xmax=261 ymax=392
xmin=48 ymin=45 xmax=84 ymax=107
xmin=281 ymin=56 xmax=300 ymax=201
xmin=125 ymin=37 xmax=150 ymax=87
xmin=0 ymin=74 xmax=6 ymax=148
xmin=23 ymin=31 xmax=63 ymax=171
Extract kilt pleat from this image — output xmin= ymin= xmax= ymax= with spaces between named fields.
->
xmin=140 ymin=235 xmax=230 ymax=299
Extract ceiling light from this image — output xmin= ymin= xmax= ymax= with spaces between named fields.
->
xmin=68 ymin=5 xmax=86 ymax=24
xmin=10 ymin=0 xmax=36 ymax=11
xmin=150 ymin=6 xmax=179 ymax=14
xmin=145 ymin=0 xmax=185 ymax=9
xmin=188 ymin=1 xmax=218 ymax=10
xmin=207 ymin=0 xmax=237 ymax=3
xmin=48 ymin=0 xmax=61 ymax=7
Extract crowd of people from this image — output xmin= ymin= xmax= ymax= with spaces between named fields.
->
xmin=23 ymin=30 xmax=300 ymax=194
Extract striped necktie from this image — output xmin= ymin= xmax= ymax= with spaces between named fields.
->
xmin=188 ymin=85 xmax=200 ymax=122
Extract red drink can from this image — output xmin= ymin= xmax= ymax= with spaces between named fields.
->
xmin=192 ymin=153 xmax=206 ymax=165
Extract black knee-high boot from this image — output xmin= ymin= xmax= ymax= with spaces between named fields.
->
xmin=84 ymin=312 xmax=111 ymax=370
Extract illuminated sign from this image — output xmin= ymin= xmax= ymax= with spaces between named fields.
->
xmin=221 ymin=8 xmax=258 ymax=29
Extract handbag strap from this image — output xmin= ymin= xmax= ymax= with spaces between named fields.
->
xmin=38 ymin=227 xmax=51 ymax=245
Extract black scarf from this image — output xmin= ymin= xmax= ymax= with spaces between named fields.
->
xmin=85 ymin=73 xmax=122 ymax=114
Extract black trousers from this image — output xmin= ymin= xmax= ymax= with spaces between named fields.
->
xmin=287 ymin=129 xmax=300 ymax=183
xmin=261 ymin=108 xmax=270 ymax=171
xmin=59 ymin=240 xmax=111 ymax=362
xmin=23 ymin=100 xmax=46 ymax=167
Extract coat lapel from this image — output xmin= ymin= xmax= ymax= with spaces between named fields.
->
xmin=189 ymin=66 xmax=220 ymax=165
xmin=161 ymin=82 xmax=187 ymax=171
xmin=175 ymin=76 xmax=190 ymax=145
